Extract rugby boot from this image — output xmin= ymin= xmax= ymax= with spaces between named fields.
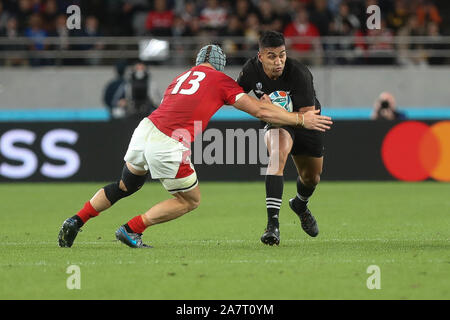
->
xmin=261 ymin=224 xmax=280 ymax=246
xmin=289 ymin=198 xmax=319 ymax=237
xmin=58 ymin=217 xmax=82 ymax=247
xmin=115 ymin=225 xmax=152 ymax=248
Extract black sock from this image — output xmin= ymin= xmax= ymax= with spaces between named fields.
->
xmin=292 ymin=177 xmax=315 ymax=214
xmin=265 ymin=175 xmax=284 ymax=228
xmin=71 ymin=215 xmax=84 ymax=229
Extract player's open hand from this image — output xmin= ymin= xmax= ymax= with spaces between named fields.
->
xmin=301 ymin=109 xmax=333 ymax=132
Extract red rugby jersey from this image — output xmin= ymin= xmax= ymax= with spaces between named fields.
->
xmin=149 ymin=65 xmax=244 ymax=145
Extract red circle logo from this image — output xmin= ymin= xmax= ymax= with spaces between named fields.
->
xmin=381 ymin=121 xmax=450 ymax=181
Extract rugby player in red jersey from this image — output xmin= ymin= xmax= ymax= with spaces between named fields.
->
xmin=58 ymin=44 xmax=332 ymax=248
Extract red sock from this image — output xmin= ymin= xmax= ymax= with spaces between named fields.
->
xmin=127 ymin=215 xmax=147 ymax=234
xmin=76 ymin=201 xmax=100 ymax=224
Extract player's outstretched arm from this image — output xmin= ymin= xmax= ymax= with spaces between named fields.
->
xmin=234 ymin=94 xmax=299 ymax=126
xmin=233 ymin=94 xmax=333 ymax=131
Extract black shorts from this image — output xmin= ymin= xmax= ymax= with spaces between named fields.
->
xmin=265 ymin=124 xmax=324 ymax=157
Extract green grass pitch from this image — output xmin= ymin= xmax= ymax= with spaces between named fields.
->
xmin=0 ymin=181 xmax=449 ymax=300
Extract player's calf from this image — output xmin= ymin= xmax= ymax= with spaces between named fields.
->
xmin=180 ymin=197 xmax=200 ymax=213
xmin=300 ymin=173 xmax=320 ymax=188
xmin=289 ymin=176 xmax=319 ymax=237
xmin=139 ymin=184 xmax=201 ymax=228
xmin=291 ymin=176 xmax=318 ymax=214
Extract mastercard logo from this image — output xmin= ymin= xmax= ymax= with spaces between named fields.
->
xmin=381 ymin=121 xmax=450 ymax=181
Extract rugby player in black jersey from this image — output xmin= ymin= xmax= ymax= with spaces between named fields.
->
xmin=237 ymin=31 xmax=332 ymax=245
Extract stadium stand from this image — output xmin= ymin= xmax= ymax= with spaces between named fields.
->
xmin=0 ymin=0 xmax=449 ymax=66
xmin=1 ymin=0 xmax=450 ymax=121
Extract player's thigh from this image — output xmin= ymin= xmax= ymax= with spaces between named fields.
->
xmin=160 ymin=170 xmax=199 ymax=195
xmin=125 ymin=161 xmax=148 ymax=176
xmin=264 ymin=128 xmax=293 ymax=160
xmin=124 ymin=118 xmax=153 ymax=172
xmin=291 ymin=155 xmax=323 ymax=185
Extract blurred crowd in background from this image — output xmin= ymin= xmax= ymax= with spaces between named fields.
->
xmin=0 ymin=0 xmax=449 ymax=66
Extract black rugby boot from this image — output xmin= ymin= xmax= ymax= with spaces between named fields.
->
xmin=261 ymin=224 xmax=280 ymax=246
xmin=289 ymin=198 xmax=319 ymax=237
xmin=58 ymin=217 xmax=82 ymax=247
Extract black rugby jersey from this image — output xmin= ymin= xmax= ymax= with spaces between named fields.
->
xmin=237 ymin=56 xmax=320 ymax=112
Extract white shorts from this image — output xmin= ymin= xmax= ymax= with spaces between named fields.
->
xmin=124 ymin=118 xmax=198 ymax=194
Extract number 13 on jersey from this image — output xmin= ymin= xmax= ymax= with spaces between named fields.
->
xmin=171 ymin=71 xmax=206 ymax=95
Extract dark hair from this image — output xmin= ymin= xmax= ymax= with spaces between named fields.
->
xmin=258 ymin=31 xmax=285 ymax=50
